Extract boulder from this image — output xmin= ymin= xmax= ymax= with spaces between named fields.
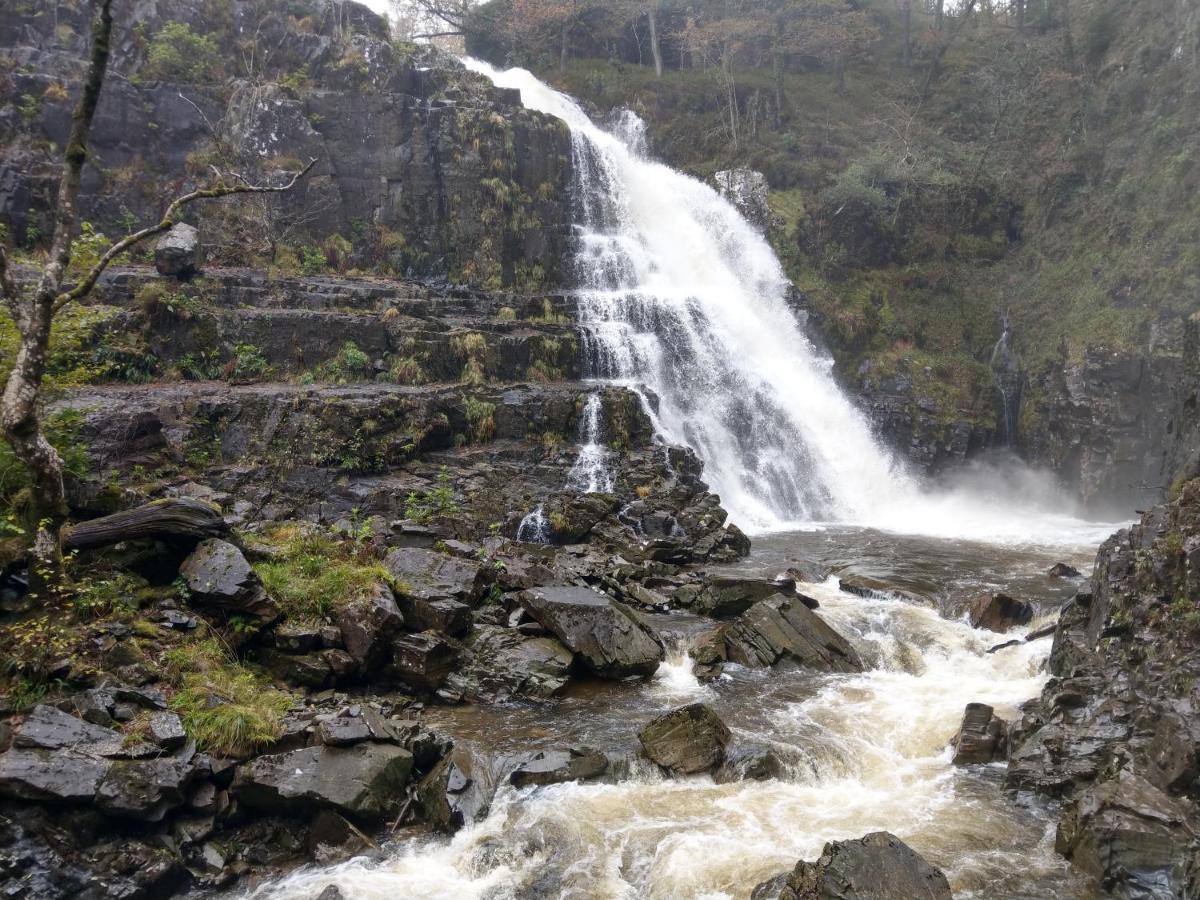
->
xmin=307 ymin=810 xmax=372 ymax=863
xmin=337 ymin=581 xmax=404 ymax=672
xmin=318 ymin=717 xmax=374 ymax=747
xmin=179 ymin=538 xmax=279 ymax=623
xmin=725 ymin=597 xmax=862 ymax=673
xmin=389 ymin=632 xmax=460 ymax=691
xmin=519 ymin=586 xmax=664 ymax=679
xmin=949 ymin=702 xmax=1008 ymax=765
xmin=695 ymin=576 xmax=782 ymax=617
xmin=639 ymin=703 xmax=730 ymax=775
xmin=1055 ymin=771 xmax=1192 ymax=898
xmin=233 ymin=743 xmax=413 ymax=822
xmin=0 ymin=748 xmax=111 ymax=803
xmin=508 ymin=748 xmax=608 ymax=788
xmin=147 ymin=712 xmax=187 ymax=750
xmin=755 ymin=831 xmax=952 ymax=900
xmin=968 ymin=592 xmax=1033 ymax=633
xmin=416 ymin=750 xmax=493 ymax=832
xmin=1048 ymin=562 xmax=1082 ymax=578
xmin=154 ymin=222 xmax=203 ymax=278
xmin=445 ymin=625 xmax=573 ymax=701
xmin=95 ymin=749 xmax=199 ymax=821
xmin=1147 ymin=709 xmax=1199 ymax=793
xmin=544 ymin=493 xmax=619 ymax=543
xmin=715 ymin=741 xmax=786 ymax=783
xmin=12 ymin=704 xmax=125 ymax=756
xmin=396 ymin=595 xmax=472 ymax=637
xmin=384 ymin=548 xmax=484 ymax=605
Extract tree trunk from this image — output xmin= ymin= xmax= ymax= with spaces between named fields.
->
xmin=834 ymin=51 xmax=846 ymax=94
xmin=62 ymin=498 xmax=228 ymax=551
xmin=648 ymin=5 xmax=663 ymax=77
xmin=1016 ymin=0 xmax=1026 ymax=34
xmin=902 ymin=0 xmax=912 ymax=69
xmin=936 ymin=0 xmax=945 ymax=31
xmin=1060 ymin=0 xmax=1076 ymax=70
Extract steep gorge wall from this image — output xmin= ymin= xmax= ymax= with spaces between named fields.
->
xmin=0 ymin=0 xmax=572 ymax=289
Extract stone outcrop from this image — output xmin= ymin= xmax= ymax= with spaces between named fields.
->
xmin=179 ymin=539 xmax=279 ymax=623
xmin=752 ymin=832 xmax=953 ymax=900
xmin=724 ymin=596 xmax=863 ymax=673
xmin=949 ymin=702 xmax=1008 ymax=765
xmin=968 ymin=592 xmax=1033 ymax=632
xmin=638 ymin=703 xmax=731 ymax=775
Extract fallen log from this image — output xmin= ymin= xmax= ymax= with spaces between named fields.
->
xmin=62 ymin=498 xmax=227 ymax=551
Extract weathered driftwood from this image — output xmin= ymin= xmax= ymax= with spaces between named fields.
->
xmin=62 ymin=498 xmax=227 ymax=551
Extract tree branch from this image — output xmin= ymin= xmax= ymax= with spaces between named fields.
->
xmin=55 ymin=158 xmax=317 ymax=311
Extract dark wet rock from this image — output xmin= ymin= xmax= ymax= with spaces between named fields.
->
xmin=725 ymin=597 xmax=863 ymax=673
xmin=1048 ymin=562 xmax=1082 ymax=578
xmin=274 ymin=623 xmax=324 ymax=654
xmin=384 ymin=548 xmax=484 ymax=605
xmin=148 ymin=711 xmax=188 ymax=750
xmin=180 ymin=538 xmax=279 ymax=623
xmin=155 ymin=223 xmax=203 ymax=278
xmin=639 ymin=703 xmax=731 ymax=775
xmin=11 ymin=704 xmax=125 ymax=756
xmin=756 ymin=831 xmax=953 ymax=900
xmin=689 ymin=626 xmax=729 ymax=681
xmin=445 ymin=625 xmax=573 ymax=701
xmin=337 ymin=581 xmax=404 ymax=673
xmin=950 ymin=702 xmax=1008 ymax=765
xmin=508 ymin=748 xmax=608 ymax=788
xmin=1146 ymin=709 xmax=1199 ymax=794
xmin=519 ymin=586 xmax=664 ymax=679
xmin=95 ymin=748 xmax=199 ymax=821
xmin=416 ymin=750 xmax=493 ymax=832
xmin=261 ymin=648 xmax=333 ymax=689
xmin=968 ymin=592 xmax=1033 ymax=633
xmin=715 ymin=742 xmax=786 ymax=783
xmin=545 ymin=493 xmax=620 ymax=544
xmin=1025 ymin=621 xmax=1058 ymax=642
xmin=307 ymin=810 xmax=371 ymax=864
xmin=318 ymin=717 xmax=374 ymax=747
xmin=695 ymin=576 xmax=782 ymax=617
xmin=389 ymin=632 xmax=460 ymax=691
xmin=233 ymin=743 xmax=413 ymax=822
xmin=0 ymin=748 xmax=111 ymax=802
xmin=396 ymin=594 xmax=472 ymax=637
xmin=837 ymin=574 xmax=901 ymax=599
xmin=986 ymin=639 xmax=1023 ymax=654
xmin=1055 ymin=772 xmax=1193 ymax=898
xmin=317 ymin=887 xmax=346 ymax=900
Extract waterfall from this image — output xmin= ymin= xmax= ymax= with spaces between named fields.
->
xmin=989 ymin=312 xmax=1022 ymax=447
xmin=566 ymin=393 xmax=615 ymax=494
xmin=464 ymin=59 xmax=1115 ymax=546
xmin=516 ymin=505 xmax=549 ymax=543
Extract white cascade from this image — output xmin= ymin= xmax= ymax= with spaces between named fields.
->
xmin=463 ymin=59 xmax=1118 ymax=546
xmin=566 ymin=393 xmax=615 ymax=494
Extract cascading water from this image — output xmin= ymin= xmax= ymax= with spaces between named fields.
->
xmin=515 ymin=505 xmax=549 ymax=543
xmin=566 ymin=393 xmax=614 ymax=494
xmin=462 ymin=59 xmax=1113 ymax=546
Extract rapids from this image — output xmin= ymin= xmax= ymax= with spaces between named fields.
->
xmin=242 ymin=530 xmax=1099 ymax=900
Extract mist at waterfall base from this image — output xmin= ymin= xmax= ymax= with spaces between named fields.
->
xmin=464 ymin=58 xmax=1122 ymax=548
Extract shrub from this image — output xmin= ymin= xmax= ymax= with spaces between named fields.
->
xmin=404 ymin=466 xmax=458 ymax=523
xmin=463 ymin=396 xmax=496 ymax=443
xmin=229 ymin=343 xmax=270 ymax=381
xmin=143 ymin=23 xmax=222 ymax=83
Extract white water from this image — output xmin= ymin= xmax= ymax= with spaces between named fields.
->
xmin=463 ymin=59 xmax=1123 ymax=548
xmin=566 ymin=393 xmax=615 ymax=494
xmin=243 ymin=568 xmax=1084 ymax=900
xmin=515 ymin=505 xmax=549 ymax=543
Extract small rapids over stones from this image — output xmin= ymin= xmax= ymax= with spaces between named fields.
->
xmin=243 ymin=530 xmax=1100 ymax=900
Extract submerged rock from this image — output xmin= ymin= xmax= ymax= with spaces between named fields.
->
xmin=1048 ymin=562 xmax=1082 ymax=578
xmin=753 ymin=831 xmax=953 ymax=900
xmin=639 ymin=702 xmax=730 ymax=775
xmin=968 ymin=592 xmax=1033 ymax=632
xmin=508 ymin=748 xmax=608 ymax=788
xmin=519 ymin=586 xmax=664 ymax=678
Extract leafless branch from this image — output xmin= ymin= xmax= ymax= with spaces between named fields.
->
xmin=54 ymin=157 xmax=317 ymax=312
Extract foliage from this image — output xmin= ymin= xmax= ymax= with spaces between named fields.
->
xmin=164 ymin=638 xmax=291 ymax=757
xmin=454 ymin=332 xmax=488 ymax=385
xmin=463 ymin=395 xmax=496 ymax=443
xmin=312 ymin=341 xmax=372 ymax=383
xmin=0 ymin=409 xmax=89 ymax=514
xmin=142 ymin=23 xmax=223 ymax=83
xmin=404 ymin=466 xmax=458 ymax=523
xmin=229 ymin=342 xmax=271 ymax=381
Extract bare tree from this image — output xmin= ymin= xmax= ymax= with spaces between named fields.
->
xmin=0 ymin=0 xmax=314 ymax=565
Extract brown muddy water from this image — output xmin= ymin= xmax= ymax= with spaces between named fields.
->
xmin=242 ymin=525 xmax=1118 ymax=900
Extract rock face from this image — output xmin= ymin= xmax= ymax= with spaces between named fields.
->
xmin=713 ymin=168 xmax=772 ymax=231
xmin=1054 ymin=771 xmax=1192 ymax=898
xmin=725 ymin=596 xmax=862 ymax=672
xmin=233 ymin=743 xmax=413 ymax=822
xmin=179 ymin=539 xmax=279 ymax=623
xmin=445 ymin=625 xmax=573 ymax=701
xmin=154 ymin=223 xmax=203 ymax=278
xmin=967 ymin=592 xmax=1033 ymax=632
xmin=754 ymin=832 xmax=953 ymax=900
xmin=695 ymin=576 xmax=782 ymax=617
xmin=950 ymin=702 xmax=1007 ymax=765
xmin=519 ymin=586 xmax=664 ymax=678
xmin=638 ymin=703 xmax=730 ymax=775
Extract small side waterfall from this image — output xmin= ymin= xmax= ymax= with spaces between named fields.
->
xmin=515 ymin=505 xmax=549 ymax=543
xmin=989 ymin=312 xmax=1023 ymax=446
xmin=566 ymin=393 xmax=614 ymax=494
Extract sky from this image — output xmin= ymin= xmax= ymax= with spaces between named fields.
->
xmin=359 ymin=0 xmax=392 ymax=15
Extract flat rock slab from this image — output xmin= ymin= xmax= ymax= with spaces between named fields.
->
xmin=385 ymin=548 xmax=483 ymax=604
xmin=0 ymin=748 xmax=112 ymax=803
xmin=508 ymin=748 xmax=608 ymax=788
xmin=12 ymin=704 xmax=126 ymax=757
xmin=519 ymin=586 xmax=663 ymax=678
xmin=234 ymin=743 xmax=413 ymax=822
